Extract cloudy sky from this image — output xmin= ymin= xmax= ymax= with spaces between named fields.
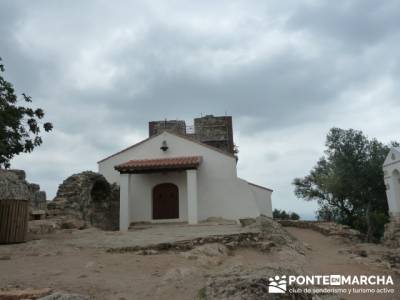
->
xmin=1 ymin=0 xmax=399 ymax=219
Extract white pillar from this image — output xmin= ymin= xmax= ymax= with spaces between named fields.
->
xmin=119 ymin=173 xmax=131 ymax=231
xmin=187 ymin=169 xmax=198 ymax=224
xmin=390 ymin=172 xmax=400 ymax=217
xmin=388 ymin=177 xmax=398 ymax=215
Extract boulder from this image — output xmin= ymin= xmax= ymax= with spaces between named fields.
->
xmin=256 ymin=215 xmax=282 ymax=230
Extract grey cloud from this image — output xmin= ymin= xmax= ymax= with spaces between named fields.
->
xmin=287 ymin=1 xmax=400 ymax=48
xmin=1 ymin=0 xmax=400 ymax=217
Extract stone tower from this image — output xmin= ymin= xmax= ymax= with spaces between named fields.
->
xmin=193 ymin=115 xmax=234 ymax=154
xmin=148 ymin=120 xmax=186 ymax=136
xmin=148 ymin=115 xmax=236 ymax=155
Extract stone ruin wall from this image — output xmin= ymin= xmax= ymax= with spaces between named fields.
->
xmin=48 ymin=171 xmax=120 ymax=231
xmin=0 ymin=169 xmax=47 ymax=219
xmin=193 ymin=115 xmax=234 ymax=154
xmin=1 ymin=169 xmax=120 ymax=231
xmin=148 ymin=120 xmax=186 ymax=136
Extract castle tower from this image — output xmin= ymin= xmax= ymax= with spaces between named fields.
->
xmin=193 ymin=115 xmax=234 ymax=155
xmin=148 ymin=120 xmax=186 ymax=137
xmin=148 ymin=115 xmax=236 ymax=156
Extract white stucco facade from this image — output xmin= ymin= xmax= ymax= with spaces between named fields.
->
xmin=98 ymin=131 xmax=273 ymax=230
xmin=383 ymin=148 xmax=400 ymax=218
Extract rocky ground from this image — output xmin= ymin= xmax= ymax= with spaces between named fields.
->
xmin=0 ymin=217 xmax=399 ymax=300
xmin=280 ymin=220 xmax=400 ymax=278
xmin=285 ymin=227 xmax=399 ymax=300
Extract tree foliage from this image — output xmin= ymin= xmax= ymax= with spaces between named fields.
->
xmin=0 ymin=58 xmax=53 ymax=168
xmin=293 ymin=128 xmax=397 ymax=241
xmin=273 ymin=209 xmax=300 ymax=220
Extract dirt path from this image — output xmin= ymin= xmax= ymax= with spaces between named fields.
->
xmin=1 ymin=225 xmax=397 ymax=299
xmin=285 ymin=227 xmax=399 ymax=300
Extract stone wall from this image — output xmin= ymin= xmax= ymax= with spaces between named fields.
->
xmin=148 ymin=120 xmax=186 ymax=136
xmin=193 ymin=115 xmax=234 ymax=154
xmin=48 ymin=171 xmax=119 ymax=230
xmin=0 ymin=169 xmax=47 ymax=212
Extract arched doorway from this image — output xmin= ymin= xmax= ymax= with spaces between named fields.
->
xmin=153 ymin=183 xmax=179 ymax=219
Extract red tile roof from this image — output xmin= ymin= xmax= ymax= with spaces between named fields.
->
xmin=114 ymin=156 xmax=202 ymax=173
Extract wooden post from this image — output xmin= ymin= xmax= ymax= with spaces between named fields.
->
xmin=0 ymin=199 xmax=29 ymax=243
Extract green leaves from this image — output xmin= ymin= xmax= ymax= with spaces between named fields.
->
xmin=34 ymin=108 xmax=44 ymax=118
xmin=43 ymin=122 xmax=53 ymax=132
xmin=27 ymin=118 xmax=39 ymax=133
xmin=0 ymin=57 xmax=53 ymax=168
xmin=293 ymin=128 xmax=393 ymax=241
xmin=22 ymin=93 xmax=32 ymax=102
xmin=273 ymin=209 xmax=300 ymax=220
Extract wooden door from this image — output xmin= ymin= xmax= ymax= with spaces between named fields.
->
xmin=153 ymin=183 xmax=179 ymax=219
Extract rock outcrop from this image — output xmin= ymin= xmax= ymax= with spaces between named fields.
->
xmin=181 ymin=243 xmax=230 ymax=266
xmin=278 ymin=220 xmax=363 ymax=242
xmin=48 ymin=171 xmax=119 ymax=230
xmin=203 ymin=266 xmax=339 ymax=300
xmin=108 ymin=216 xmax=305 ymax=256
